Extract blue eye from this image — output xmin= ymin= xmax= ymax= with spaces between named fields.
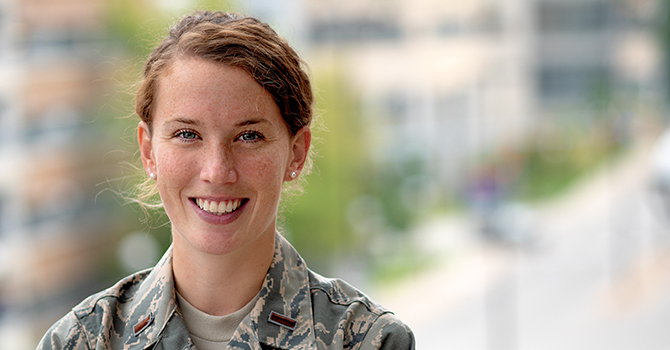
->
xmin=239 ymin=131 xmax=263 ymax=142
xmin=176 ymin=129 xmax=198 ymax=140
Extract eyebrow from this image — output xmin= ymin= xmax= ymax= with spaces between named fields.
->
xmin=166 ymin=117 xmax=200 ymax=126
xmin=235 ymin=118 xmax=268 ymax=127
xmin=164 ymin=117 xmax=270 ymax=128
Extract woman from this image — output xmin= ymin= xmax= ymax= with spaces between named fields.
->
xmin=38 ymin=11 xmax=414 ymax=350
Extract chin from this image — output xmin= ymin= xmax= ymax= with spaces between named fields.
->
xmin=188 ymin=227 xmax=270 ymax=257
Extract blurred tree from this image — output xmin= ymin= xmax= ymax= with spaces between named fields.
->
xmin=281 ymin=68 xmax=368 ymax=272
xmin=659 ymin=0 xmax=670 ymax=105
xmin=107 ymin=0 xmax=236 ymax=59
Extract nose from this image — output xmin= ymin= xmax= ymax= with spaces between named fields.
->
xmin=199 ymin=144 xmax=237 ymax=184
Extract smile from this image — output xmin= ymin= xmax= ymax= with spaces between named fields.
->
xmin=193 ymin=198 xmax=245 ymax=215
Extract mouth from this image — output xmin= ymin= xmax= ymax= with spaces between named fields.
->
xmin=192 ymin=198 xmax=247 ymax=216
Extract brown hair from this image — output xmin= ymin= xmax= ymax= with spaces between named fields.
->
xmin=134 ymin=11 xmax=314 ymax=209
xmin=136 ymin=11 xmax=313 ymax=135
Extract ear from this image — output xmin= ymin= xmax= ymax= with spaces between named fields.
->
xmin=138 ymin=121 xmax=156 ymax=176
xmin=285 ymin=126 xmax=311 ymax=181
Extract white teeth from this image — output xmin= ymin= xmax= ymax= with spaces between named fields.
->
xmin=196 ymin=198 xmax=242 ymax=215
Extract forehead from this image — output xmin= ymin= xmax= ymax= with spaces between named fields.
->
xmin=153 ymin=58 xmax=281 ymax=124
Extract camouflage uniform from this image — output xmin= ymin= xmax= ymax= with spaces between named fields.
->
xmin=37 ymin=233 xmax=415 ymax=349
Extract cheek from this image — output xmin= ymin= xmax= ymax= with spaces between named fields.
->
xmin=239 ymin=152 xmax=287 ymax=189
xmin=155 ymin=149 xmax=197 ymax=192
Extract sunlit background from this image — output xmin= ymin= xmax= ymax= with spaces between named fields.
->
xmin=1 ymin=0 xmax=669 ymax=348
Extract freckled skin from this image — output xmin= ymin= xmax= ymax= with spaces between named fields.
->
xmin=138 ymin=57 xmax=309 ymax=257
xmin=38 ymin=58 xmax=414 ymax=350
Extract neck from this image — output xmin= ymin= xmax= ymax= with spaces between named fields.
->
xmin=172 ymin=231 xmax=275 ymax=316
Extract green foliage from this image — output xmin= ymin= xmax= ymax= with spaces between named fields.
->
xmin=281 ymin=69 xmax=367 ymax=270
xmin=658 ymin=1 xmax=670 ymax=91
xmin=199 ymin=0 xmax=239 ymax=12
xmin=373 ymin=248 xmax=436 ymax=285
xmin=515 ymin=122 xmax=624 ymax=201
xmin=367 ymin=159 xmax=421 ymax=231
xmin=106 ymin=0 xmax=167 ymax=57
xmin=106 ymin=0 xmax=237 ymax=58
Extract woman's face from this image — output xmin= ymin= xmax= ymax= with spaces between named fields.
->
xmin=138 ymin=57 xmax=310 ymax=256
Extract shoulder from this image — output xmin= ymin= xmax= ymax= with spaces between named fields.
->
xmin=36 ymin=311 xmax=87 ymax=350
xmin=72 ymin=268 xmax=151 ymax=319
xmin=36 ymin=269 xmax=153 ymax=350
xmin=307 ymin=270 xmax=415 ymax=350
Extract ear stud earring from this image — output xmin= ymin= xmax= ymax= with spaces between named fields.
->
xmin=291 ymin=171 xmax=297 ymax=179
xmin=149 ymin=173 xmax=156 ymax=180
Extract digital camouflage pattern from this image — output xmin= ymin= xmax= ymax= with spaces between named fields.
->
xmin=37 ymin=233 xmax=415 ymax=349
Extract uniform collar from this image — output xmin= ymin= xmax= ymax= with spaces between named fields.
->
xmin=125 ymin=233 xmax=317 ymax=349
xmin=124 ymin=245 xmax=182 ymax=348
xmin=228 ymin=233 xmax=317 ymax=350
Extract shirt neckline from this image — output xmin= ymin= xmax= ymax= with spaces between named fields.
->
xmin=176 ymin=290 xmax=261 ymax=342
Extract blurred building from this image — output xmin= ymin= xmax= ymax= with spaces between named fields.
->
xmin=535 ymin=0 xmax=661 ymax=111
xmin=295 ymin=0 xmax=534 ymax=205
xmin=0 ymin=0 xmax=125 ymax=347
xmin=258 ymin=0 xmax=662 ymax=201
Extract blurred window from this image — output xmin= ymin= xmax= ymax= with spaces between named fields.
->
xmin=436 ymin=20 xmax=462 ymax=37
xmin=435 ymin=94 xmax=470 ymax=154
xmin=26 ymin=178 xmax=86 ymax=228
xmin=309 ymin=17 xmax=402 ymax=44
xmin=0 ymin=98 xmax=6 ymax=146
xmin=0 ymin=96 xmax=5 ymax=118
xmin=436 ymin=94 xmax=469 ymax=120
xmin=538 ymin=65 xmax=611 ymax=102
xmin=27 ymin=202 xmax=80 ymax=228
xmin=24 ymin=121 xmax=82 ymax=145
xmin=538 ymin=2 xmax=610 ymax=33
xmin=24 ymin=107 xmax=82 ymax=145
xmin=0 ymin=5 xmax=4 ymax=39
xmin=383 ymin=92 xmax=410 ymax=124
xmin=24 ymin=29 xmax=98 ymax=60
xmin=0 ymin=193 xmax=3 ymax=235
xmin=437 ymin=10 xmax=501 ymax=37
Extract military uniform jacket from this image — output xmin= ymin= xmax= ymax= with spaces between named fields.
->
xmin=37 ymin=233 xmax=415 ymax=350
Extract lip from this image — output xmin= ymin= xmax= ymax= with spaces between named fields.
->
xmin=189 ymin=197 xmax=249 ymax=225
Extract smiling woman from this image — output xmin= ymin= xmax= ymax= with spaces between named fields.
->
xmin=36 ymin=10 xmax=414 ymax=350
xmin=141 ymin=60 xmax=298 ymax=261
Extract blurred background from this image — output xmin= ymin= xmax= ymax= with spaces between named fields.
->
xmin=1 ymin=0 xmax=670 ymax=348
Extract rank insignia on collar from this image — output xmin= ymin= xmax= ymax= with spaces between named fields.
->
xmin=133 ymin=313 xmax=154 ymax=337
xmin=268 ymin=311 xmax=297 ymax=331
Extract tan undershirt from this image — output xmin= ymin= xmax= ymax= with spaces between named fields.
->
xmin=176 ymin=291 xmax=260 ymax=350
